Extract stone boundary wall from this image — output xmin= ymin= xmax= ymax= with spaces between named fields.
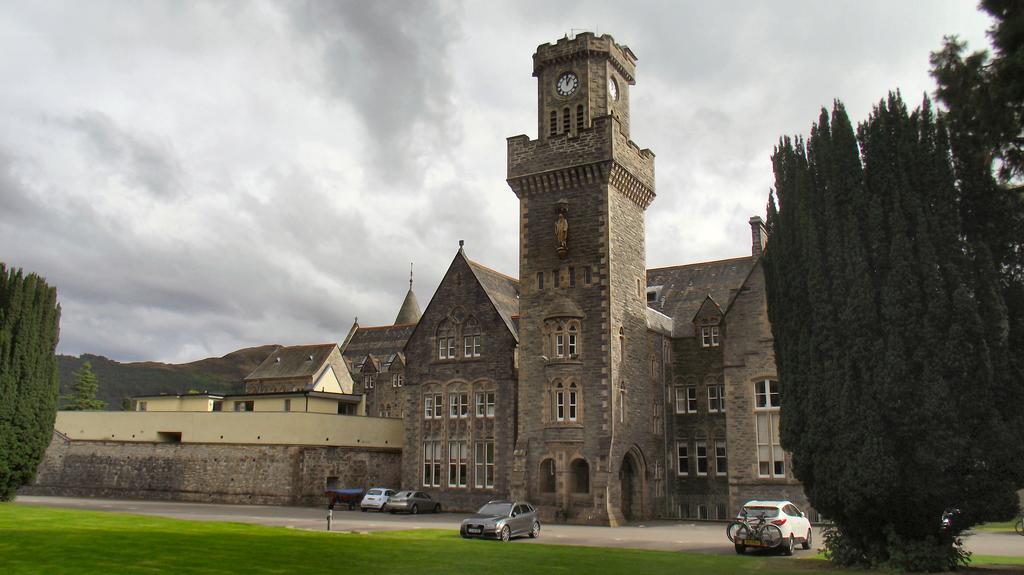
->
xmin=22 ymin=433 xmax=401 ymax=507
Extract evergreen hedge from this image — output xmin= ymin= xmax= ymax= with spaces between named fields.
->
xmin=0 ymin=264 xmax=61 ymax=500
xmin=764 ymin=95 xmax=1024 ymax=571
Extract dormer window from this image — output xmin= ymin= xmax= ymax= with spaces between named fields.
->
xmin=701 ymin=326 xmax=720 ymax=347
xmin=646 ymin=285 xmax=662 ymax=303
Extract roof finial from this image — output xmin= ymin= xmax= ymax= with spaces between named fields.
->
xmin=409 ymin=262 xmax=414 ymax=290
xmin=459 ymin=239 xmax=465 ymax=248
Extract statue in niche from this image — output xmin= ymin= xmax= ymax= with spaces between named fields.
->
xmin=555 ymin=205 xmax=569 ymax=258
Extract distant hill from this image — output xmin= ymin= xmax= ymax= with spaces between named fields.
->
xmin=57 ymin=345 xmax=280 ymax=410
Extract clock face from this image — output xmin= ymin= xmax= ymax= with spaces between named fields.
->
xmin=608 ymin=77 xmax=619 ymax=101
xmin=556 ymin=72 xmax=579 ymax=97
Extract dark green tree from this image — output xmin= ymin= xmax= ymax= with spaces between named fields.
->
xmin=931 ymin=1 xmax=1024 ymax=451
xmin=765 ymin=95 xmax=1024 ymax=571
xmin=0 ymin=264 xmax=61 ymax=501
xmin=61 ymin=361 xmax=105 ymax=411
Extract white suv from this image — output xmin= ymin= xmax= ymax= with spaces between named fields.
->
xmin=359 ymin=488 xmax=395 ymax=512
xmin=733 ymin=500 xmax=813 ymax=555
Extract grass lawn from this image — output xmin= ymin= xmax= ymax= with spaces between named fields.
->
xmin=972 ymin=519 xmax=1023 ymax=534
xmin=0 ymin=504 xmax=1019 ymax=574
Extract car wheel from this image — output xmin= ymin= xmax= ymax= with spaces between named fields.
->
xmin=435 ymin=504 xmax=441 ymax=513
xmin=734 ymin=544 xmax=746 ymax=555
xmin=361 ymin=508 xmax=367 ymax=513
xmin=500 ymin=525 xmax=511 ymax=542
xmin=529 ymin=521 xmax=540 ymax=539
xmin=411 ymin=504 xmax=418 ymax=515
xmin=388 ymin=510 xmax=396 ymax=514
xmin=783 ymin=535 xmax=795 ymax=556
xmin=460 ymin=527 xmax=470 ymax=539
xmin=801 ymin=529 xmax=812 ymax=550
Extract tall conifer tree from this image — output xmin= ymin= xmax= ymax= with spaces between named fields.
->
xmin=62 ymin=361 xmax=105 ymax=411
xmin=0 ymin=264 xmax=61 ymax=500
xmin=765 ymin=95 xmax=1024 ymax=571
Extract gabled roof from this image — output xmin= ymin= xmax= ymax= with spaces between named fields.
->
xmin=466 ymin=258 xmax=520 ymax=340
xmin=342 ymin=323 xmax=416 ymax=371
xmin=245 ymin=344 xmax=338 ymax=381
xmin=646 ymin=256 xmax=757 ymax=337
xmin=695 ymin=294 xmax=724 ymax=320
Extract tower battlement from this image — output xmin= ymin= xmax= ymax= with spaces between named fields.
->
xmin=533 ymin=33 xmax=637 ymax=84
xmin=507 ymin=114 xmax=655 ymax=207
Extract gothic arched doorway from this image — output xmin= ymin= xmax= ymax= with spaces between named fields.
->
xmin=619 ymin=447 xmax=645 ymax=522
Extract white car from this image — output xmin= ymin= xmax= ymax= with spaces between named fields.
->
xmin=359 ymin=488 xmax=395 ymax=512
xmin=731 ymin=500 xmax=813 ymax=555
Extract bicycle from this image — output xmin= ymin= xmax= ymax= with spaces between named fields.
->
xmin=726 ymin=510 xmax=783 ymax=554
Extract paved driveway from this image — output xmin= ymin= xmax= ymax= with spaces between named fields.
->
xmin=13 ymin=496 xmax=1024 ymax=558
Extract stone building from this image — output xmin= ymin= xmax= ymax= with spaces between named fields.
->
xmin=337 ymin=33 xmax=809 ymax=525
xmin=244 ymin=343 xmax=352 ymax=395
xmin=340 ymin=278 xmax=420 ymax=418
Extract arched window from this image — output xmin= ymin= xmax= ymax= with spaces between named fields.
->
xmin=436 ymin=320 xmax=455 ymax=360
xmin=562 ymin=107 xmax=570 ymax=133
xmin=568 ymin=382 xmax=578 ymax=421
xmin=540 ymin=459 xmax=556 ymax=493
xmin=555 ymin=322 xmax=565 ymax=357
xmin=567 ymin=322 xmax=579 ymax=358
xmin=549 ymin=110 xmax=557 ymax=136
xmin=554 ymin=381 xmax=565 ymax=421
xmin=570 ymin=458 xmax=590 ymax=493
xmin=576 ymin=104 xmax=584 ymax=131
xmin=463 ymin=317 xmax=481 ymax=358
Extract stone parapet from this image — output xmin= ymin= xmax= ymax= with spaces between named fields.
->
xmin=507 ymin=116 xmax=654 ymax=208
xmin=533 ymin=33 xmax=637 ymax=84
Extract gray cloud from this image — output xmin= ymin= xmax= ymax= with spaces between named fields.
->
xmin=0 ymin=0 xmax=993 ymax=362
xmin=64 ymin=112 xmax=185 ymax=199
xmin=286 ymin=0 xmax=463 ymax=186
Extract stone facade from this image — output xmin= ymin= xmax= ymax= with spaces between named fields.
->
xmin=400 ymin=249 xmax=519 ymax=512
xmin=25 ymin=432 xmax=400 ymax=506
xmin=342 ymin=323 xmax=417 ymax=419
xmin=505 ymin=33 xmax=658 ymax=526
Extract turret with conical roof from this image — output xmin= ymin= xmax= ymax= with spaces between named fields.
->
xmin=394 ymin=263 xmax=422 ymax=324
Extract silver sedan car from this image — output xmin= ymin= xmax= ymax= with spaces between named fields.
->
xmin=460 ymin=500 xmax=540 ymax=542
xmin=384 ymin=491 xmax=441 ymax=514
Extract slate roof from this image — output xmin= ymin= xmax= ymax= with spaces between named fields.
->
xmin=467 ymin=259 xmax=520 ymax=340
xmin=646 ymin=256 xmax=757 ymax=337
xmin=245 ymin=344 xmax=337 ymax=381
xmin=341 ymin=323 xmax=416 ymax=371
xmin=394 ymin=289 xmax=422 ymax=324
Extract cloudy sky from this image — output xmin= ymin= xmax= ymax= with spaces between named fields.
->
xmin=0 ymin=1 xmax=991 ymax=363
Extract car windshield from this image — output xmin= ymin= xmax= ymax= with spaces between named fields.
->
xmin=477 ymin=503 xmax=513 ymax=516
xmin=394 ymin=491 xmax=412 ymax=498
xmin=743 ymin=506 xmax=780 ymax=518
xmin=367 ymin=489 xmax=383 ymax=496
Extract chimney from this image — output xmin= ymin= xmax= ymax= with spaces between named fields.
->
xmin=749 ymin=216 xmax=768 ymax=257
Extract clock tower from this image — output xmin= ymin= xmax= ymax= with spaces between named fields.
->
xmin=507 ymin=33 xmax=656 ymax=526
